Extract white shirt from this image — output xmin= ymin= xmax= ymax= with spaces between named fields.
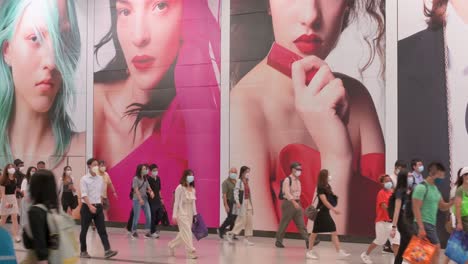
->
xmin=446 ymin=2 xmax=468 ymax=185
xmin=20 ymin=179 xmax=29 ymax=201
xmin=80 ymin=173 xmax=104 ymax=204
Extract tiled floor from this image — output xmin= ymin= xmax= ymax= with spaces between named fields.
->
xmin=11 ymin=227 xmax=451 ymax=264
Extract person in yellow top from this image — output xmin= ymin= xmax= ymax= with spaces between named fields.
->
xmin=98 ymin=160 xmax=118 ymax=221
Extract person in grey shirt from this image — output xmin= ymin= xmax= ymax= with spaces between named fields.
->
xmin=130 ymin=164 xmax=154 ymax=239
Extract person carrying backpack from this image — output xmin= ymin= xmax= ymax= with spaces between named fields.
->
xmin=412 ymin=162 xmax=453 ymax=264
xmin=275 ymin=162 xmax=309 ymax=249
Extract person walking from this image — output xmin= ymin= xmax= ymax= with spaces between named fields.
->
xmin=0 ymin=164 xmax=20 ymax=243
xmin=412 ymin=162 xmax=453 ymax=264
xmin=226 ymin=166 xmax=254 ymax=246
xmin=79 ymin=158 xmax=118 ymax=259
xmin=98 ymin=161 xmax=117 ymax=221
xmin=306 ymin=169 xmax=350 ymax=260
xmin=60 ymin=166 xmax=78 ymax=216
xmin=455 ymin=167 xmax=468 ymax=232
xmin=147 ymin=164 xmax=163 ymax=238
xmin=168 ymin=169 xmax=198 ymax=259
xmin=275 ymin=162 xmax=309 ymax=249
xmin=218 ymin=168 xmax=238 ymax=239
xmin=361 ymin=175 xmax=400 ymax=264
xmin=130 ymin=164 xmax=154 ymax=239
xmin=20 ymin=167 xmax=36 ymax=228
xmin=411 ymin=159 xmax=425 ymax=185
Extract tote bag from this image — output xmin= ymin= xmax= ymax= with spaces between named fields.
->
xmin=445 ymin=231 xmax=468 ymax=264
xmin=191 ymin=214 xmax=208 ymax=241
xmin=403 ymin=236 xmax=437 ymax=264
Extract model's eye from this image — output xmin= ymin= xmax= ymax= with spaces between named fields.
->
xmin=153 ymin=1 xmax=169 ymax=12
xmin=118 ymin=8 xmax=131 ymax=16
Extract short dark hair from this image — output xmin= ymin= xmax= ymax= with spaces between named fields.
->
xmin=14 ymin=159 xmax=23 ymax=167
xmin=37 ymin=161 xmax=46 ymax=166
xmin=379 ymin=174 xmax=390 ymax=183
xmin=98 ymin=160 xmax=105 ymax=166
xmin=394 ymin=160 xmax=407 ymax=169
xmin=86 ymin=158 xmax=98 ymax=166
xmin=410 ymin=159 xmax=422 ymax=169
xmin=428 ymin=162 xmax=445 ymax=175
xmin=290 ymin=162 xmax=301 ymax=170
xmin=29 ymin=169 xmax=58 ymax=210
xmin=149 ymin=164 xmax=158 ymax=170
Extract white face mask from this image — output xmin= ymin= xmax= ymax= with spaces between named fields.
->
xmin=19 ymin=166 xmax=25 ymax=173
xmin=294 ymin=170 xmax=301 ymax=177
xmin=395 ymin=169 xmax=400 ymax=175
xmin=328 ymin=175 xmax=332 ymax=182
xmin=91 ymin=166 xmax=99 ymax=174
xmin=65 ymin=170 xmax=72 ymax=176
xmin=245 ymin=173 xmax=250 ymax=179
xmin=152 ymin=171 xmax=158 ymax=177
xmin=99 ymin=166 xmax=106 ymax=172
xmin=7 ymin=168 xmax=15 ymax=175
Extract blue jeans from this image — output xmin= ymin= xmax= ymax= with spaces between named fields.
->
xmin=132 ymin=198 xmax=151 ymax=232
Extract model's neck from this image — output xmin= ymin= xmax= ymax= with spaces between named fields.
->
xmin=451 ymin=0 xmax=468 ymax=24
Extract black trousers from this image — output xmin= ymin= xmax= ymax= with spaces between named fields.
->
xmin=219 ymin=201 xmax=237 ymax=234
xmin=394 ymin=217 xmax=414 ymax=264
xmin=126 ymin=201 xmax=162 ymax=234
xmin=80 ymin=204 xmax=110 ymax=253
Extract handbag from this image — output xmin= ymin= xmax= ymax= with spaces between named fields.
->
xmin=445 ymin=230 xmax=468 ymax=264
xmin=403 ymin=236 xmax=437 ymax=264
xmin=305 ymin=196 xmax=321 ymax=221
xmin=191 ymin=214 xmax=208 ymax=241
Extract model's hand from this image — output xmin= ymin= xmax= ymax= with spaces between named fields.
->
xmin=332 ymin=208 xmax=341 ymax=215
xmin=292 ymin=201 xmax=300 ymax=210
xmin=390 ymin=228 xmax=396 ymax=238
xmin=417 ymin=227 xmax=427 ymax=238
xmin=89 ymin=205 xmax=97 ymax=214
xmin=292 ymin=57 xmax=348 ymax=124
xmin=139 ymin=199 xmax=144 ymax=206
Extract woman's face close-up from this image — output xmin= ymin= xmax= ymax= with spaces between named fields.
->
xmin=269 ymin=0 xmax=348 ymax=59
xmin=116 ymin=0 xmax=183 ymax=90
xmin=3 ymin=0 xmax=70 ymax=113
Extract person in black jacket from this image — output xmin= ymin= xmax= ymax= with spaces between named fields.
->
xmin=22 ymin=169 xmax=57 ymax=263
xmin=147 ymin=164 xmax=163 ymax=238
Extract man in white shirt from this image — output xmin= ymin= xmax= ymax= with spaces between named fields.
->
xmin=411 ymin=159 xmax=425 ymax=185
xmin=79 ymin=158 xmax=118 ymax=259
xmin=275 ymin=162 xmax=309 ymax=249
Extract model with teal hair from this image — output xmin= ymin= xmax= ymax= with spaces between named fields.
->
xmin=0 ymin=0 xmax=82 ymax=167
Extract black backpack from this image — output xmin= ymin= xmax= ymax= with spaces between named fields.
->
xmin=387 ymin=182 xmax=428 ymax=220
xmin=278 ymin=176 xmax=292 ymax=200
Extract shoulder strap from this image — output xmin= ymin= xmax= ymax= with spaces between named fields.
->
xmin=288 ymin=176 xmax=292 ymax=186
xmin=420 ymin=182 xmax=429 ymax=201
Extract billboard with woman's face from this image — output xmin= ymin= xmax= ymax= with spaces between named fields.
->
xmin=230 ymin=0 xmax=386 ymax=235
xmin=0 ymin=0 xmax=87 ymax=178
xmin=93 ymin=0 xmax=221 ymax=225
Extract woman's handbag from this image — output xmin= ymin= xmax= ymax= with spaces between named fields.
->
xmin=191 ymin=214 xmax=208 ymax=241
xmin=305 ymin=196 xmax=320 ymax=221
xmin=445 ymin=230 xmax=468 ymax=264
xmin=403 ymin=236 xmax=437 ymax=264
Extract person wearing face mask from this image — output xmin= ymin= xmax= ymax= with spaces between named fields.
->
xmin=411 ymin=162 xmax=453 ymax=264
xmin=13 ymin=159 xmax=25 ymax=225
xmin=307 ymin=169 xmax=350 ymax=260
xmin=411 ymin=159 xmax=425 ymax=185
xmin=97 ymin=160 xmax=117 ymax=222
xmin=218 ymin=168 xmax=239 ymax=239
xmin=275 ymin=162 xmax=309 ymax=249
xmin=79 ymin=158 xmax=118 ymax=259
xmin=20 ymin=166 xmax=37 ymax=228
xmin=169 ymin=169 xmax=198 ymax=259
xmin=147 ymin=164 xmax=163 ymax=238
xmin=225 ymin=166 xmax=255 ymax=246
xmin=361 ymin=175 xmax=400 ymax=264
xmin=0 ymin=164 xmax=20 ymax=243
xmin=129 ymin=164 xmax=154 ymax=239
xmin=60 ymin=166 xmax=78 ymax=216
xmin=390 ymin=160 xmax=407 ymax=188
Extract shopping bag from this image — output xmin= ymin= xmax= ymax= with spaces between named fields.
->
xmin=191 ymin=214 xmax=208 ymax=241
xmin=445 ymin=231 xmax=468 ymax=264
xmin=403 ymin=236 xmax=437 ymax=264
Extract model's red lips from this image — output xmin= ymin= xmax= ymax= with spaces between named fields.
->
xmin=293 ymin=34 xmax=322 ymax=54
xmin=132 ymin=55 xmax=156 ymax=71
xmin=35 ymin=79 xmax=54 ymax=92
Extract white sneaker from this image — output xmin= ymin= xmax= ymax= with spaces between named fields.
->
xmin=225 ymin=233 xmax=234 ymax=243
xmin=338 ymin=250 xmax=351 ymax=259
xmin=244 ymin=239 xmax=254 ymax=246
xmin=360 ymin=252 xmax=373 ymax=264
xmin=151 ymin=232 xmax=160 ymax=239
xmin=306 ymin=250 xmax=319 ymax=260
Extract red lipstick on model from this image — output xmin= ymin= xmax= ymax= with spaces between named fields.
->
xmin=267 ymin=42 xmax=318 ymax=85
xmin=132 ymin=55 xmax=156 ymax=71
xmin=293 ymin=34 xmax=322 ymax=55
xmin=35 ymin=78 xmax=54 ymax=92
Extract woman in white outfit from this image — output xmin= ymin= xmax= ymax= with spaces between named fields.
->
xmin=20 ymin=167 xmax=37 ymax=228
xmin=226 ymin=166 xmax=254 ymax=246
xmin=0 ymin=164 xmax=20 ymax=242
xmin=169 ymin=169 xmax=198 ymax=259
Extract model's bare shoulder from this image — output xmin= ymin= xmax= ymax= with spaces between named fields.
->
xmin=335 ymin=73 xmax=375 ymax=106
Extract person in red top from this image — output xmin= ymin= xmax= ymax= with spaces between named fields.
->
xmin=360 ymin=175 xmax=401 ymax=264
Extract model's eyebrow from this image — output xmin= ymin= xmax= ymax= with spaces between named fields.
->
xmin=116 ymin=0 xmax=131 ymax=5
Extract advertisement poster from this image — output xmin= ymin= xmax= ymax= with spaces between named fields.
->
xmin=398 ymin=0 xmax=461 ymax=245
xmin=0 ymin=0 xmax=87 ymax=178
xmin=230 ymin=0 xmax=386 ymax=235
xmin=93 ymin=0 xmax=221 ymax=226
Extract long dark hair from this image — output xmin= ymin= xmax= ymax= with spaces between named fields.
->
xmin=239 ymin=166 xmax=250 ymax=180
xmin=62 ymin=165 xmax=72 ymax=182
xmin=0 ymin=163 xmax=15 ymax=186
xmin=230 ymin=0 xmax=386 ymax=86
xmin=456 ymin=168 xmax=465 ymax=188
xmin=29 ymin=170 xmax=59 ymax=210
xmin=94 ymin=0 xmax=176 ymax=141
xmin=317 ymin=169 xmax=332 ymax=193
xmin=135 ymin=164 xmax=148 ymax=179
xmin=395 ymin=169 xmax=410 ymax=191
xmin=25 ymin=167 xmax=37 ymax=184
xmin=180 ymin=169 xmax=195 ymax=187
